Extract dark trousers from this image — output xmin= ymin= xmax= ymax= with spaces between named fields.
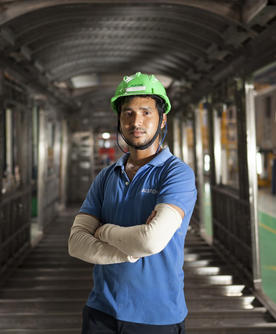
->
xmin=82 ymin=305 xmax=185 ymax=334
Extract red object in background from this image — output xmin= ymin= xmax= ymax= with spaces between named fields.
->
xmin=99 ymin=147 xmax=115 ymax=161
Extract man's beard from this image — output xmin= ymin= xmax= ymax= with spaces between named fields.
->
xmin=122 ymin=127 xmax=159 ymax=150
xmin=127 ymin=136 xmax=154 ymax=149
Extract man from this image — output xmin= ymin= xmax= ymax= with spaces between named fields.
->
xmin=68 ymin=72 xmax=197 ymax=334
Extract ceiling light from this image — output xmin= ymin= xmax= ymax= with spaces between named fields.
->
xmin=102 ymin=132 xmax=110 ymax=139
xmin=71 ymin=74 xmax=99 ymax=88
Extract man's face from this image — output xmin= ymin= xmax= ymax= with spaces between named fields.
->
xmin=120 ymin=97 xmax=166 ymax=149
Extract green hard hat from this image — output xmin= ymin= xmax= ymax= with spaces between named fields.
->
xmin=111 ymin=72 xmax=171 ymax=114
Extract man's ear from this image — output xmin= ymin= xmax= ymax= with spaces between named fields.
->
xmin=161 ymin=114 xmax=167 ymax=129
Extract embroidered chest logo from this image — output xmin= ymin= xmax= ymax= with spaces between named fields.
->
xmin=141 ymin=188 xmax=158 ymax=195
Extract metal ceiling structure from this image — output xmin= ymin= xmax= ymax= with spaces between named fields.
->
xmin=0 ymin=0 xmax=276 ymax=130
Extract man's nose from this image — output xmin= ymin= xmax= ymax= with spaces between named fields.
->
xmin=132 ymin=113 xmax=143 ymax=127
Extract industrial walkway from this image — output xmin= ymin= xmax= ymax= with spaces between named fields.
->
xmin=0 ymin=208 xmax=276 ymax=333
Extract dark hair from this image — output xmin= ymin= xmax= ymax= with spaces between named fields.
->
xmin=115 ymin=95 xmax=166 ymax=117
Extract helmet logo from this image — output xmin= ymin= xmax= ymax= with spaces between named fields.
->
xmin=125 ymin=86 xmax=146 ymax=92
xmin=123 ymin=74 xmax=136 ymax=83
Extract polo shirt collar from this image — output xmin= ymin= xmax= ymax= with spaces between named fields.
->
xmin=147 ymin=147 xmax=172 ymax=166
xmin=114 ymin=152 xmax=130 ymax=170
xmin=114 ymin=146 xmax=172 ymax=170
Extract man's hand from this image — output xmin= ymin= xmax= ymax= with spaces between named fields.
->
xmin=94 ymin=226 xmax=101 ymax=239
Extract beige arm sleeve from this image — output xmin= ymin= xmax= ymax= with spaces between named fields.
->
xmin=97 ymin=203 xmax=183 ymax=258
xmin=68 ymin=213 xmax=139 ymax=264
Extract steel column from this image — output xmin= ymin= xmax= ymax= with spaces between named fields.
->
xmin=192 ymin=112 xmax=198 ymax=178
xmin=195 ymin=107 xmax=204 ymax=230
xmin=173 ymin=117 xmax=181 ymax=159
xmin=213 ymin=107 xmax=222 ymax=185
xmin=235 ymin=79 xmax=250 ymax=201
xmin=207 ymin=102 xmax=216 ymax=187
xmin=245 ymin=81 xmax=261 ymax=288
xmin=60 ymin=119 xmax=69 ymax=209
xmin=0 ymin=70 xmax=3 ymax=200
xmin=181 ymin=120 xmax=189 ymax=163
xmin=37 ymin=107 xmax=47 ymax=231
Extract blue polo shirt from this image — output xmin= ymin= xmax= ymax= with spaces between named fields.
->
xmin=80 ymin=147 xmax=197 ymax=325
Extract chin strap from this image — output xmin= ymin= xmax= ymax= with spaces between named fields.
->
xmin=117 ymin=113 xmax=167 ymax=153
xmin=116 ymin=126 xmax=128 ymax=153
xmin=156 ymin=122 xmax=167 ymax=154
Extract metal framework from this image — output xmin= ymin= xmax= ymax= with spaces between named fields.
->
xmin=0 ymin=0 xmax=275 ymax=302
xmin=0 ymin=0 xmax=275 ymax=126
xmin=0 ymin=78 xmax=32 ymax=284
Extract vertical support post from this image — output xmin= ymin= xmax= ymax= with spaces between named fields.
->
xmin=22 ymin=95 xmax=33 ymax=242
xmin=90 ymin=126 xmax=95 ymax=180
xmin=166 ymin=115 xmax=174 ymax=152
xmin=26 ymin=98 xmax=32 ymax=187
xmin=173 ymin=117 xmax=181 ymax=158
xmin=195 ymin=107 xmax=204 ymax=230
xmin=38 ymin=107 xmax=47 ymax=231
xmin=206 ymin=101 xmax=216 ymax=244
xmin=0 ymin=70 xmax=4 ymax=199
xmin=26 ymin=99 xmax=33 ymax=243
xmin=236 ymin=79 xmax=250 ymax=201
xmin=21 ymin=96 xmax=32 ymax=188
xmin=245 ymin=81 xmax=261 ymax=288
xmin=235 ymin=78 xmax=254 ymax=282
xmin=60 ymin=119 xmax=69 ymax=209
xmin=181 ymin=120 xmax=188 ymax=163
xmin=207 ymin=102 xmax=216 ymax=186
xmin=192 ymin=111 xmax=198 ymax=177
xmin=213 ymin=108 xmax=222 ymax=185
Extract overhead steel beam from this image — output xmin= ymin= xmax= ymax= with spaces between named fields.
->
xmin=242 ymin=0 xmax=268 ymax=23
xmin=184 ymin=19 xmax=276 ymax=103
xmin=16 ymin=18 xmax=224 ymax=48
xmin=0 ymin=54 xmax=77 ymax=111
xmin=0 ymin=25 xmax=79 ymax=110
xmin=10 ymin=8 xmax=228 ymax=40
xmin=0 ymin=0 xmax=274 ymax=110
xmin=0 ymin=26 xmax=48 ymax=81
xmin=45 ymin=52 xmax=191 ymax=75
xmin=55 ymin=62 xmax=180 ymax=82
xmin=0 ymin=1 xmax=242 ymax=26
xmin=28 ymin=30 xmax=210 ymax=56
xmin=35 ymin=41 xmax=201 ymax=68
xmin=246 ymin=2 xmax=276 ymax=29
xmin=40 ymin=48 xmax=194 ymax=77
xmin=211 ymin=20 xmax=276 ymax=85
xmin=55 ymin=66 xmax=179 ymax=83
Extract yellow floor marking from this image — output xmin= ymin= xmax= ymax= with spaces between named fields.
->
xmin=259 ymin=222 xmax=276 ymax=235
xmin=264 ymin=265 xmax=276 ymax=271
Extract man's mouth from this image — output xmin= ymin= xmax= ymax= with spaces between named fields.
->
xmin=130 ymin=129 xmax=146 ymax=137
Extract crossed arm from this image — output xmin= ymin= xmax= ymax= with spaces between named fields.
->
xmin=68 ymin=203 xmax=184 ymax=265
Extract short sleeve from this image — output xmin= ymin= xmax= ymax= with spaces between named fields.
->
xmin=79 ymin=167 xmax=108 ymax=219
xmin=156 ymin=159 xmax=197 ymax=218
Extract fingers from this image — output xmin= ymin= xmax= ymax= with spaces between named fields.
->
xmin=94 ymin=228 xmax=100 ymax=239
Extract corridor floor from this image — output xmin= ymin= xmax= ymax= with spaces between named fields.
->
xmin=0 ymin=207 xmax=276 ymax=333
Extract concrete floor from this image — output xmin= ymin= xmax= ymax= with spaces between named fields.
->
xmin=0 ymin=207 xmax=276 ymax=333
